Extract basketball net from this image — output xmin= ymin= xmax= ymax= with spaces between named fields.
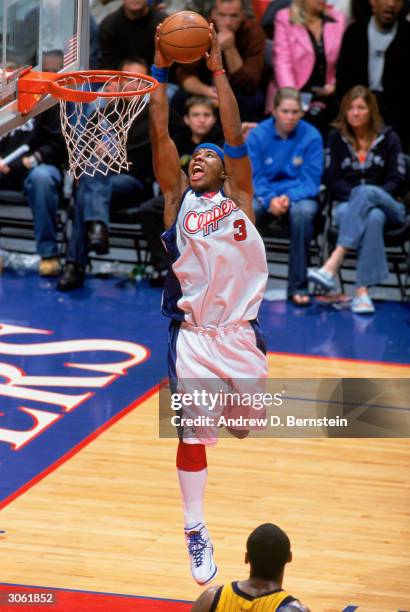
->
xmin=54 ymin=72 xmax=157 ymax=179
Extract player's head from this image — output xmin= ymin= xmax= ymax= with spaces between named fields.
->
xmin=245 ymin=523 xmax=292 ymax=581
xmin=184 ymin=97 xmax=218 ymax=141
xmin=188 ymin=143 xmax=227 ymax=191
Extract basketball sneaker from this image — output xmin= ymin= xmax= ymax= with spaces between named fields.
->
xmin=184 ymin=522 xmax=217 ymax=585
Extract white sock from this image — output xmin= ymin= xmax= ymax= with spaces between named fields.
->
xmin=177 ymin=468 xmax=207 ymax=529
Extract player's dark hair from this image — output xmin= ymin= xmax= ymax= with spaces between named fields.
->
xmin=247 ymin=523 xmax=291 ymax=580
xmin=185 ymin=96 xmax=217 ymax=117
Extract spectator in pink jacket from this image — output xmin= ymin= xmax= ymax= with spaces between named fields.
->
xmin=268 ymin=0 xmax=345 ymax=135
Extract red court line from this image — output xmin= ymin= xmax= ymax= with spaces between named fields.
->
xmin=0 ymin=584 xmax=192 ymax=611
xmin=267 ymin=351 xmax=410 ymax=369
xmin=0 ymin=384 xmax=159 ymax=510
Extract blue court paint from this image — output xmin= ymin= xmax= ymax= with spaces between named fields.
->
xmin=260 ymin=298 xmax=410 ymax=364
xmin=0 ymin=272 xmax=168 ymax=505
xmin=343 ymin=607 xmax=358 ymax=612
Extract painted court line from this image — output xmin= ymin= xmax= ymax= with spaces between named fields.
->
xmin=0 ymin=385 xmax=159 ymax=510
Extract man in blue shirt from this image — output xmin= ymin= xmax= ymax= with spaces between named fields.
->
xmin=247 ymin=87 xmax=323 ymax=305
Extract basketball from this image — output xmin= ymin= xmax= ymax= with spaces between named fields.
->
xmin=159 ymin=11 xmax=211 ymax=64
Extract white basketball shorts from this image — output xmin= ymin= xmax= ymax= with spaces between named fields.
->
xmin=168 ymin=319 xmax=268 ymax=445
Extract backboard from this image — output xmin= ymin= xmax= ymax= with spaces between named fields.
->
xmin=0 ymin=0 xmax=89 ymax=137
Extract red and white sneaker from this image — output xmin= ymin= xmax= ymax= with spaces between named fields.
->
xmin=184 ymin=522 xmax=218 ymax=585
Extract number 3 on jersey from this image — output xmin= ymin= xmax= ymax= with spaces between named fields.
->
xmin=233 ymin=219 xmax=247 ymax=242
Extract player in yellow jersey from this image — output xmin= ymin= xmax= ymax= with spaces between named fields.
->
xmin=191 ymin=524 xmax=310 ymax=611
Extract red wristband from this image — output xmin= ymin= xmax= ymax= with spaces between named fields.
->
xmin=213 ymin=69 xmax=226 ymax=78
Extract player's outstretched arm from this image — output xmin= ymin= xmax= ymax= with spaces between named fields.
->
xmin=205 ymin=25 xmax=254 ymax=223
xmin=149 ymin=26 xmax=188 ymax=229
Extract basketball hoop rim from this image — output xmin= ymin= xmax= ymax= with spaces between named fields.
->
xmin=48 ymin=69 xmax=159 ymax=102
xmin=17 ymin=69 xmax=159 ymax=113
xmin=17 ymin=68 xmax=159 ymax=178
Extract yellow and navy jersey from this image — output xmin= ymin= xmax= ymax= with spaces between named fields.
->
xmin=211 ymin=581 xmax=298 ymax=611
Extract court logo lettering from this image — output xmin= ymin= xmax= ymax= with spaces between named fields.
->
xmin=0 ymin=323 xmax=148 ymax=450
xmin=0 ymin=323 xmax=151 ymax=506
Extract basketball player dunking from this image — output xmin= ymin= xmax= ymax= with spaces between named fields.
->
xmin=149 ymin=25 xmax=268 ymax=585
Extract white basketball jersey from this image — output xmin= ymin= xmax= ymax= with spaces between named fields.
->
xmin=161 ymin=188 xmax=268 ymax=328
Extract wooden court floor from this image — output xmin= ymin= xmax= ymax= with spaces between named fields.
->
xmin=0 ymin=355 xmax=409 ymax=611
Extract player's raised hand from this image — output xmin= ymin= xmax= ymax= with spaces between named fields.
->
xmin=154 ymin=24 xmax=174 ymax=68
xmin=205 ymin=23 xmax=223 ymax=73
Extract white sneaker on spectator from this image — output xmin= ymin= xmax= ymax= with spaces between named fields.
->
xmin=308 ymin=267 xmax=337 ymax=292
xmin=184 ymin=522 xmax=217 ymax=585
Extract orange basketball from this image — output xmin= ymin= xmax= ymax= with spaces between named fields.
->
xmin=159 ymin=11 xmax=210 ymax=64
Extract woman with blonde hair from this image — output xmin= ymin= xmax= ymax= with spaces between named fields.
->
xmin=308 ymin=86 xmax=406 ymax=313
xmin=269 ymin=0 xmax=345 ymax=134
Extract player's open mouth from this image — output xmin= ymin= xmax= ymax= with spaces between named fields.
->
xmin=191 ymin=164 xmax=205 ymax=180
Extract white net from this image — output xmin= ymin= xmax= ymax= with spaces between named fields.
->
xmin=55 ymin=72 xmax=157 ymax=179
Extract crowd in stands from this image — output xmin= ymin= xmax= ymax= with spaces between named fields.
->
xmin=0 ymin=50 xmax=67 ymax=277
xmin=0 ymin=0 xmax=409 ymax=313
